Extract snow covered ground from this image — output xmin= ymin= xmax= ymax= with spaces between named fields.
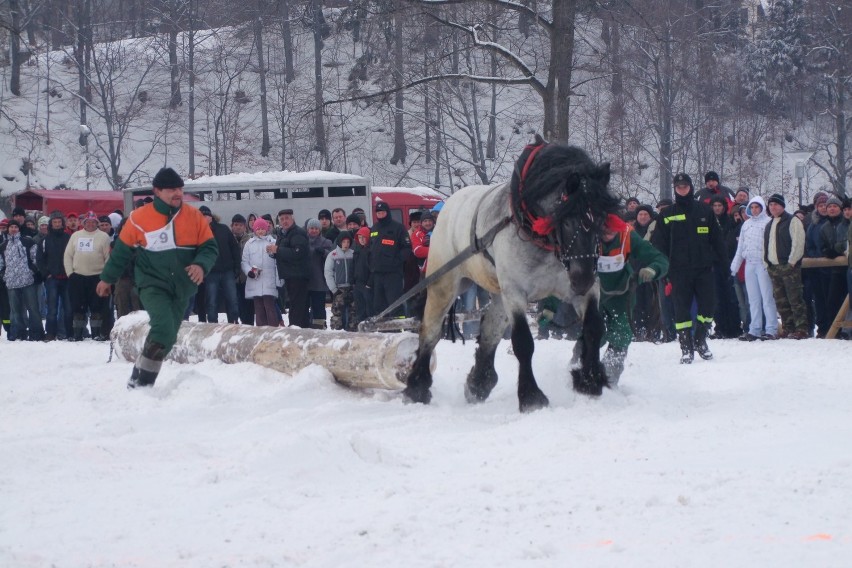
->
xmin=2 ymin=333 xmax=851 ymax=567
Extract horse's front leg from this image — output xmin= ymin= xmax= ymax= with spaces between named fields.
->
xmin=464 ymin=296 xmax=508 ymax=404
xmin=571 ymin=296 xmax=609 ymax=396
xmin=403 ymin=283 xmax=456 ymax=405
xmin=511 ymin=312 xmax=549 ymax=412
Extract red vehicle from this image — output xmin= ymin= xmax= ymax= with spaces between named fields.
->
xmin=371 ymin=187 xmax=446 ymax=228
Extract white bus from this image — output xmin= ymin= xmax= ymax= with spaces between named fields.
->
xmin=122 ymin=170 xmax=373 ymax=225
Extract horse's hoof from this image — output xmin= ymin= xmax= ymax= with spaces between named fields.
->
xmin=464 ymin=382 xmax=490 ymax=404
xmin=519 ymin=389 xmax=549 ymax=413
xmin=571 ymin=368 xmax=606 ymax=397
xmin=464 ymin=368 xmax=498 ymax=404
xmin=403 ymin=385 xmax=432 ymax=405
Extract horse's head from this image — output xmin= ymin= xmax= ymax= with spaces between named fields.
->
xmin=511 ymin=142 xmax=621 ymax=295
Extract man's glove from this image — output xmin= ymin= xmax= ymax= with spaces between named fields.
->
xmin=638 ymin=267 xmax=656 ymax=283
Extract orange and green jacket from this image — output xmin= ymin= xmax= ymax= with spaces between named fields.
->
xmin=100 ymin=197 xmax=218 ymax=299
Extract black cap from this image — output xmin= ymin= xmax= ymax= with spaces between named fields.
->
xmin=421 ymin=212 xmax=435 ymax=223
xmin=409 ymin=210 xmax=422 ymax=222
xmin=375 ymin=201 xmax=390 ymax=213
xmin=98 ymin=215 xmax=111 ymax=223
xmin=635 ymin=204 xmax=654 ymax=218
xmin=318 ymin=209 xmax=332 ymax=220
xmin=49 ymin=210 xmax=65 ymax=220
xmin=625 ymin=197 xmax=640 ymax=205
xmin=232 ymin=214 xmax=247 ymax=224
xmin=672 ymin=173 xmax=692 ymax=187
xmin=336 ymin=230 xmax=354 ymax=246
xmin=7 ymin=219 xmax=21 ymax=229
xmin=198 ymin=205 xmax=213 ymax=216
xmin=767 ymin=193 xmax=786 ymax=209
xmin=345 ymin=213 xmax=361 ymax=225
xmin=152 ymin=167 xmax=184 ymax=189
xmin=12 ymin=207 xmax=25 ymax=217
xmin=704 ymin=171 xmax=720 ymax=183
xmin=277 ymin=208 xmax=294 ymax=216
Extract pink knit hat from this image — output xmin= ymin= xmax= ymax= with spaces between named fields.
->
xmin=253 ymin=218 xmax=271 ymax=232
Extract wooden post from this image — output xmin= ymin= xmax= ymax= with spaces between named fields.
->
xmin=111 ymin=312 xmax=434 ymax=390
xmin=802 ymin=256 xmax=849 ymax=339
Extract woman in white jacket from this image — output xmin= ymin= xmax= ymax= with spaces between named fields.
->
xmin=730 ymin=196 xmax=778 ymax=340
xmin=241 ymin=219 xmax=282 ymax=326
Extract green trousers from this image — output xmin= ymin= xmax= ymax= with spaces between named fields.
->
xmin=138 ymin=287 xmax=189 ymax=353
xmin=578 ymin=292 xmax=633 ymax=351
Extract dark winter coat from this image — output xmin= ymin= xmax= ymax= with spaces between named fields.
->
xmin=37 ymin=226 xmax=71 ymax=279
xmin=274 ymin=224 xmax=310 ymax=280
xmin=307 ymin=233 xmax=334 ymax=292
xmin=209 ymin=220 xmax=242 ymax=275
xmin=368 ymin=216 xmax=411 ymax=274
xmin=819 ymin=215 xmax=849 ymax=274
xmin=652 ymin=192 xmax=726 ymax=273
xmin=353 ymin=243 xmax=371 ymax=286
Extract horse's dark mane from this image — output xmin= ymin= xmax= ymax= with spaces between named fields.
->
xmin=510 ymin=143 xmax=620 ymax=225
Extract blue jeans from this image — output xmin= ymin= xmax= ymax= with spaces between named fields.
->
xmin=7 ymin=284 xmax=44 ymax=340
xmin=45 ymin=277 xmax=73 ymax=338
xmin=205 ymin=270 xmax=239 ymax=323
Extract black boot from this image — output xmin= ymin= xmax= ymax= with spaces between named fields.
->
xmin=678 ymin=330 xmax=694 ymax=364
xmin=127 ymin=366 xmax=159 ymax=389
xmin=694 ymin=323 xmax=713 ymax=360
xmin=91 ymin=319 xmax=106 ymax=341
xmin=127 ymin=340 xmax=167 ymax=389
xmin=72 ymin=320 xmax=85 ymax=342
xmin=602 ymin=346 xmax=627 ymax=386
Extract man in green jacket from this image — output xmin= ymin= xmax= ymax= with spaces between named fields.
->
xmin=574 ymin=214 xmax=669 ymax=385
xmin=97 ymin=168 xmax=218 ymax=389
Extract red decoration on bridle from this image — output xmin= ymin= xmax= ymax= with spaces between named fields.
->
xmin=517 ymin=143 xmax=557 ymax=238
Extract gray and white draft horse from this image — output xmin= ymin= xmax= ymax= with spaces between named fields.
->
xmin=403 ymin=140 xmax=621 ymax=412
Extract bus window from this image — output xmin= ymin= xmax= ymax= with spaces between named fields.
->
xmin=328 ymin=185 xmax=368 ymax=198
xmin=188 ymin=191 xmax=213 ymax=202
xmin=254 ymin=189 xmax=288 ymax=200
xmin=291 ymin=187 xmax=324 ymax=199
xmin=389 ymin=209 xmax=403 ymax=224
xmin=217 ymin=190 xmax=250 ymax=201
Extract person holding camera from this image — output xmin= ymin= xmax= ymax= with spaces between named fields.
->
xmin=240 ymin=218 xmax=281 ymax=327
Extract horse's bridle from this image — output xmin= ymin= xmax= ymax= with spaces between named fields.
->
xmin=512 ymin=143 xmax=601 ymax=271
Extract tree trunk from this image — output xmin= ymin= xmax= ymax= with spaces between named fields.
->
xmin=658 ymin=28 xmax=674 ymax=202
xmin=168 ymin=27 xmax=182 ymax=108
xmin=255 ymin=14 xmax=271 ymax=157
xmin=389 ymin=5 xmax=407 ymax=165
xmin=544 ymin=0 xmax=576 ymax=142
xmin=279 ymin=0 xmax=295 ymax=83
xmin=75 ymin=0 xmax=90 ymax=146
xmin=311 ymin=0 xmax=326 ymax=155
xmin=10 ymin=0 xmax=22 ymax=96
xmin=835 ymin=80 xmax=847 ymax=196
xmin=188 ymin=5 xmax=196 ymax=175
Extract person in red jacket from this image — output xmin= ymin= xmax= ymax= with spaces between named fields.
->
xmin=410 ymin=212 xmax=435 ymax=273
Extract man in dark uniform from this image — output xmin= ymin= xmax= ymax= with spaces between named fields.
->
xmin=267 ymin=209 xmax=311 ymax=327
xmin=652 ymin=173 xmax=727 ymax=364
xmin=369 ymin=201 xmax=411 ymax=317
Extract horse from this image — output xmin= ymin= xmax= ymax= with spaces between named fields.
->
xmin=403 ymin=140 xmax=621 ymax=412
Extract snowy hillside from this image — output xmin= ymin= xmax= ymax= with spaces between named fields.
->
xmin=2 ymin=334 xmax=851 ymax=566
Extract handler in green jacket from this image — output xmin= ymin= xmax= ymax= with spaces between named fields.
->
xmin=575 ymin=213 xmax=669 ymax=385
xmin=96 ymin=168 xmax=218 ymax=389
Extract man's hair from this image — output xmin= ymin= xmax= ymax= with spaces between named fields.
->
xmin=332 ymin=207 xmax=346 ymax=216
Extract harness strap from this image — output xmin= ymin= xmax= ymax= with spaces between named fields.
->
xmin=363 ymin=216 xmax=512 ymax=326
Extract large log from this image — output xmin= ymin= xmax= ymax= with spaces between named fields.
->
xmin=111 ymin=312 xmax=434 ymax=390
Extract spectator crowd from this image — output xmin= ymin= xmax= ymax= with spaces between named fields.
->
xmin=2 ymin=168 xmax=850 ymax=353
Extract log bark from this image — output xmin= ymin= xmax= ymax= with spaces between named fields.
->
xmin=111 ymin=312 xmax=434 ymax=390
